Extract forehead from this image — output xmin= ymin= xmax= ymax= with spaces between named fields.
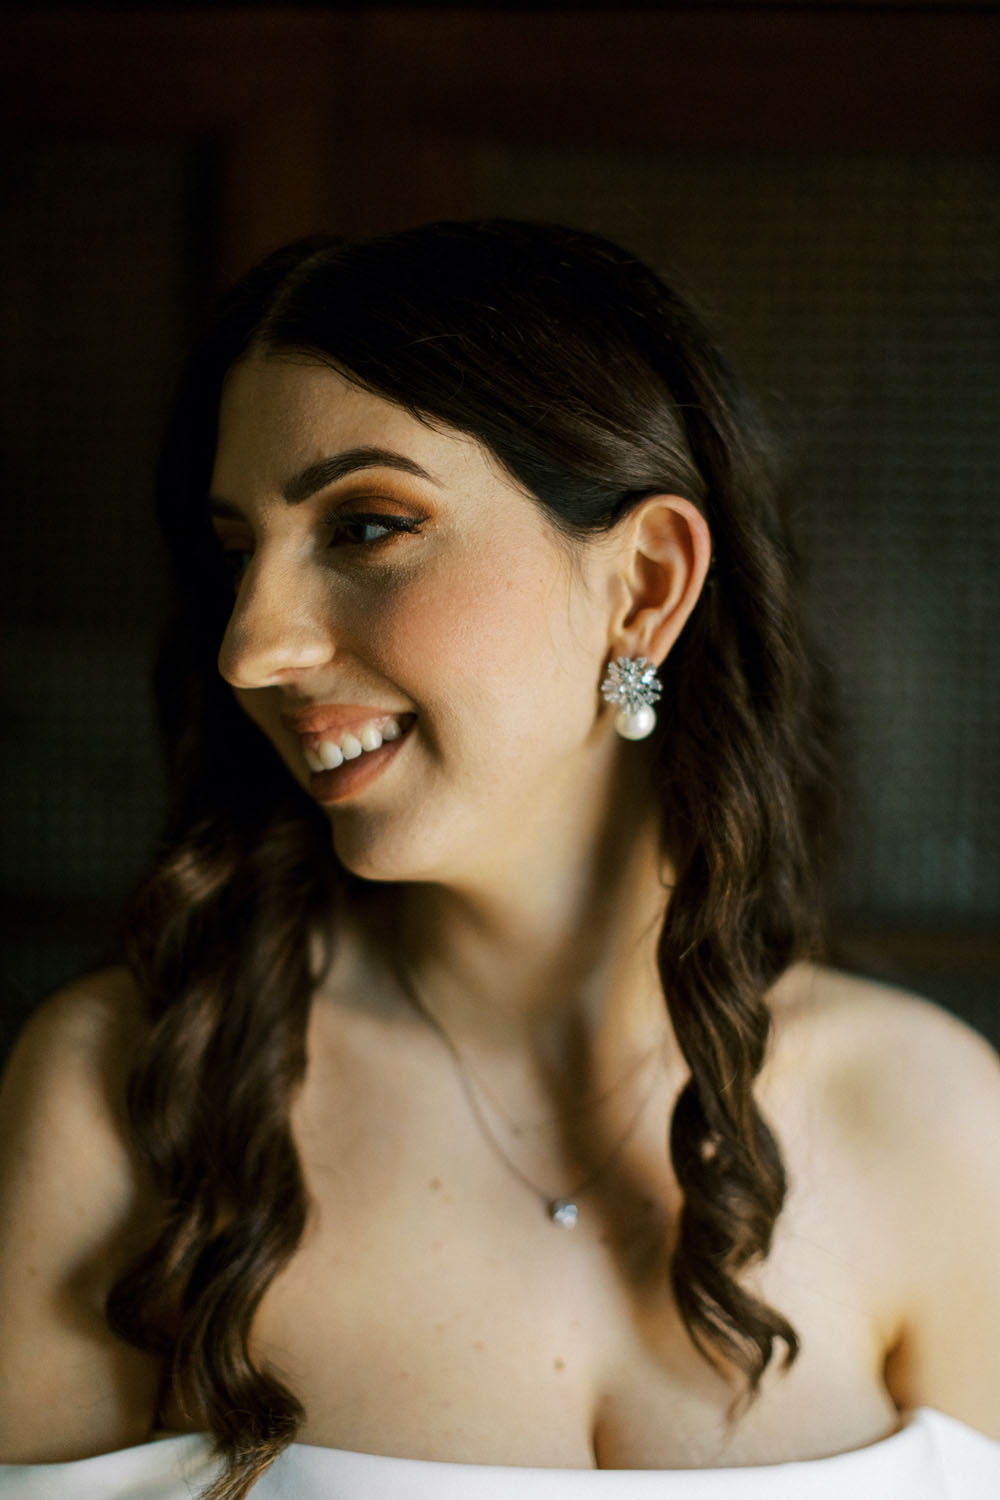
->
xmin=211 ymin=354 xmax=508 ymax=499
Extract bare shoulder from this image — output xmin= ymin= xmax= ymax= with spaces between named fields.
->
xmin=769 ymin=962 xmax=1000 ymax=1435
xmin=769 ymin=961 xmax=999 ymax=1142
xmin=0 ymin=967 xmax=161 ymax=1460
xmin=0 ymin=966 xmax=149 ymax=1206
xmin=6 ymin=961 xmax=146 ymax=1066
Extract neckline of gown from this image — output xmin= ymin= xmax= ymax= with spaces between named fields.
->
xmin=6 ymin=1406 xmax=999 ymax=1500
xmin=142 ymin=1406 xmax=983 ymax=1471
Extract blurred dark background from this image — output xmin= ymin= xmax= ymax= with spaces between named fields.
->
xmin=1 ymin=4 xmax=998 ymax=1057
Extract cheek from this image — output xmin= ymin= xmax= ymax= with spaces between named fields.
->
xmin=370 ymin=545 xmax=604 ymax=744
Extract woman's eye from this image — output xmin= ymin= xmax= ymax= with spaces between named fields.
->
xmin=212 ymin=512 xmax=422 ymax=589
xmin=327 ymin=513 xmax=422 ymax=548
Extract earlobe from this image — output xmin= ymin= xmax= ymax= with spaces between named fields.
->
xmin=611 ymin=495 xmax=712 ymax=666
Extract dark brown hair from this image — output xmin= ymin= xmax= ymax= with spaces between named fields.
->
xmin=109 ymin=221 xmax=835 ymax=1498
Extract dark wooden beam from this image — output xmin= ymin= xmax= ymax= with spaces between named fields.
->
xmin=3 ymin=8 xmax=998 ymax=261
xmin=359 ymin=9 xmax=1000 ymax=148
xmin=3 ymin=9 xmax=998 ymax=146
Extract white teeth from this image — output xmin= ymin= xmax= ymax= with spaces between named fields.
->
xmin=318 ymin=740 xmax=344 ymax=770
xmin=304 ymin=716 xmax=408 ymax=774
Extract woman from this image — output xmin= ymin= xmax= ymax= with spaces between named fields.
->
xmin=0 ymin=220 xmax=997 ymax=1500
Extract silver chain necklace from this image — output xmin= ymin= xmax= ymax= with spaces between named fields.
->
xmin=400 ymin=969 xmax=666 ymax=1229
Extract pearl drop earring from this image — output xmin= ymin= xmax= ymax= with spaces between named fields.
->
xmin=600 ymin=656 xmax=662 ymax=741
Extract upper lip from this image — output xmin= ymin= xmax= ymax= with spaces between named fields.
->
xmin=279 ymin=703 xmax=412 ymax=738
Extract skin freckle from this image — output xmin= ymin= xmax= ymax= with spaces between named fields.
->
xmin=473 ymin=1340 xmax=484 ymax=1352
xmin=429 ymin=1178 xmax=442 ymax=1191
xmin=554 ymin=1357 xmax=565 ymax=1372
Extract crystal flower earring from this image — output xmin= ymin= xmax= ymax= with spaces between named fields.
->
xmin=600 ymin=655 xmax=662 ymax=740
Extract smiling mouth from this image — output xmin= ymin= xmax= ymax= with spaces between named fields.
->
xmin=297 ymin=713 xmax=415 ymax=804
xmin=300 ymin=713 xmax=413 ymax=773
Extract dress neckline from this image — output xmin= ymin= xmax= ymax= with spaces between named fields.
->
xmin=147 ymin=1406 xmax=959 ymax=1471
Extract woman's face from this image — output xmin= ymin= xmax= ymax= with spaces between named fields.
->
xmin=209 ymin=354 xmax=629 ymax=887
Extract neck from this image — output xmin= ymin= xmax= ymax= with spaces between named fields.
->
xmin=362 ymin=757 xmax=674 ymax=1092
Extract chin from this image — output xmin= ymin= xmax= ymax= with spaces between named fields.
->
xmin=325 ymin=799 xmax=476 ymax=889
xmin=327 ymin=808 xmax=432 ymax=885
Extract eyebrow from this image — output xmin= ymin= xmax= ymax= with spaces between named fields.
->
xmin=208 ymin=445 xmax=443 ymax=517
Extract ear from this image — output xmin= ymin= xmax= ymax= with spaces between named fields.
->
xmin=608 ymin=495 xmax=712 ymax=665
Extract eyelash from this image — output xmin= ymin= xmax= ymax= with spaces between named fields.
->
xmin=324 ymin=511 xmax=424 ymax=548
xmin=218 ymin=511 xmax=424 ymax=582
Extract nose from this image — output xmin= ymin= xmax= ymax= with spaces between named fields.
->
xmin=217 ymin=552 xmax=337 ymax=689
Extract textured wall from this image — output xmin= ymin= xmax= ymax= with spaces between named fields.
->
xmin=0 ymin=140 xmax=199 ymax=1043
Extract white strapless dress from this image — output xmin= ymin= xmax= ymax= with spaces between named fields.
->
xmin=1 ymin=1409 xmax=998 ymax=1499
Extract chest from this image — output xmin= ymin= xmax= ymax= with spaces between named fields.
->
xmin=234 ymin=1040 xmax=901 ymax=1469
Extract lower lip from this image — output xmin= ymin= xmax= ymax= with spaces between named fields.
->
xmin=307 ymin=727 xmax=411 ymax=805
